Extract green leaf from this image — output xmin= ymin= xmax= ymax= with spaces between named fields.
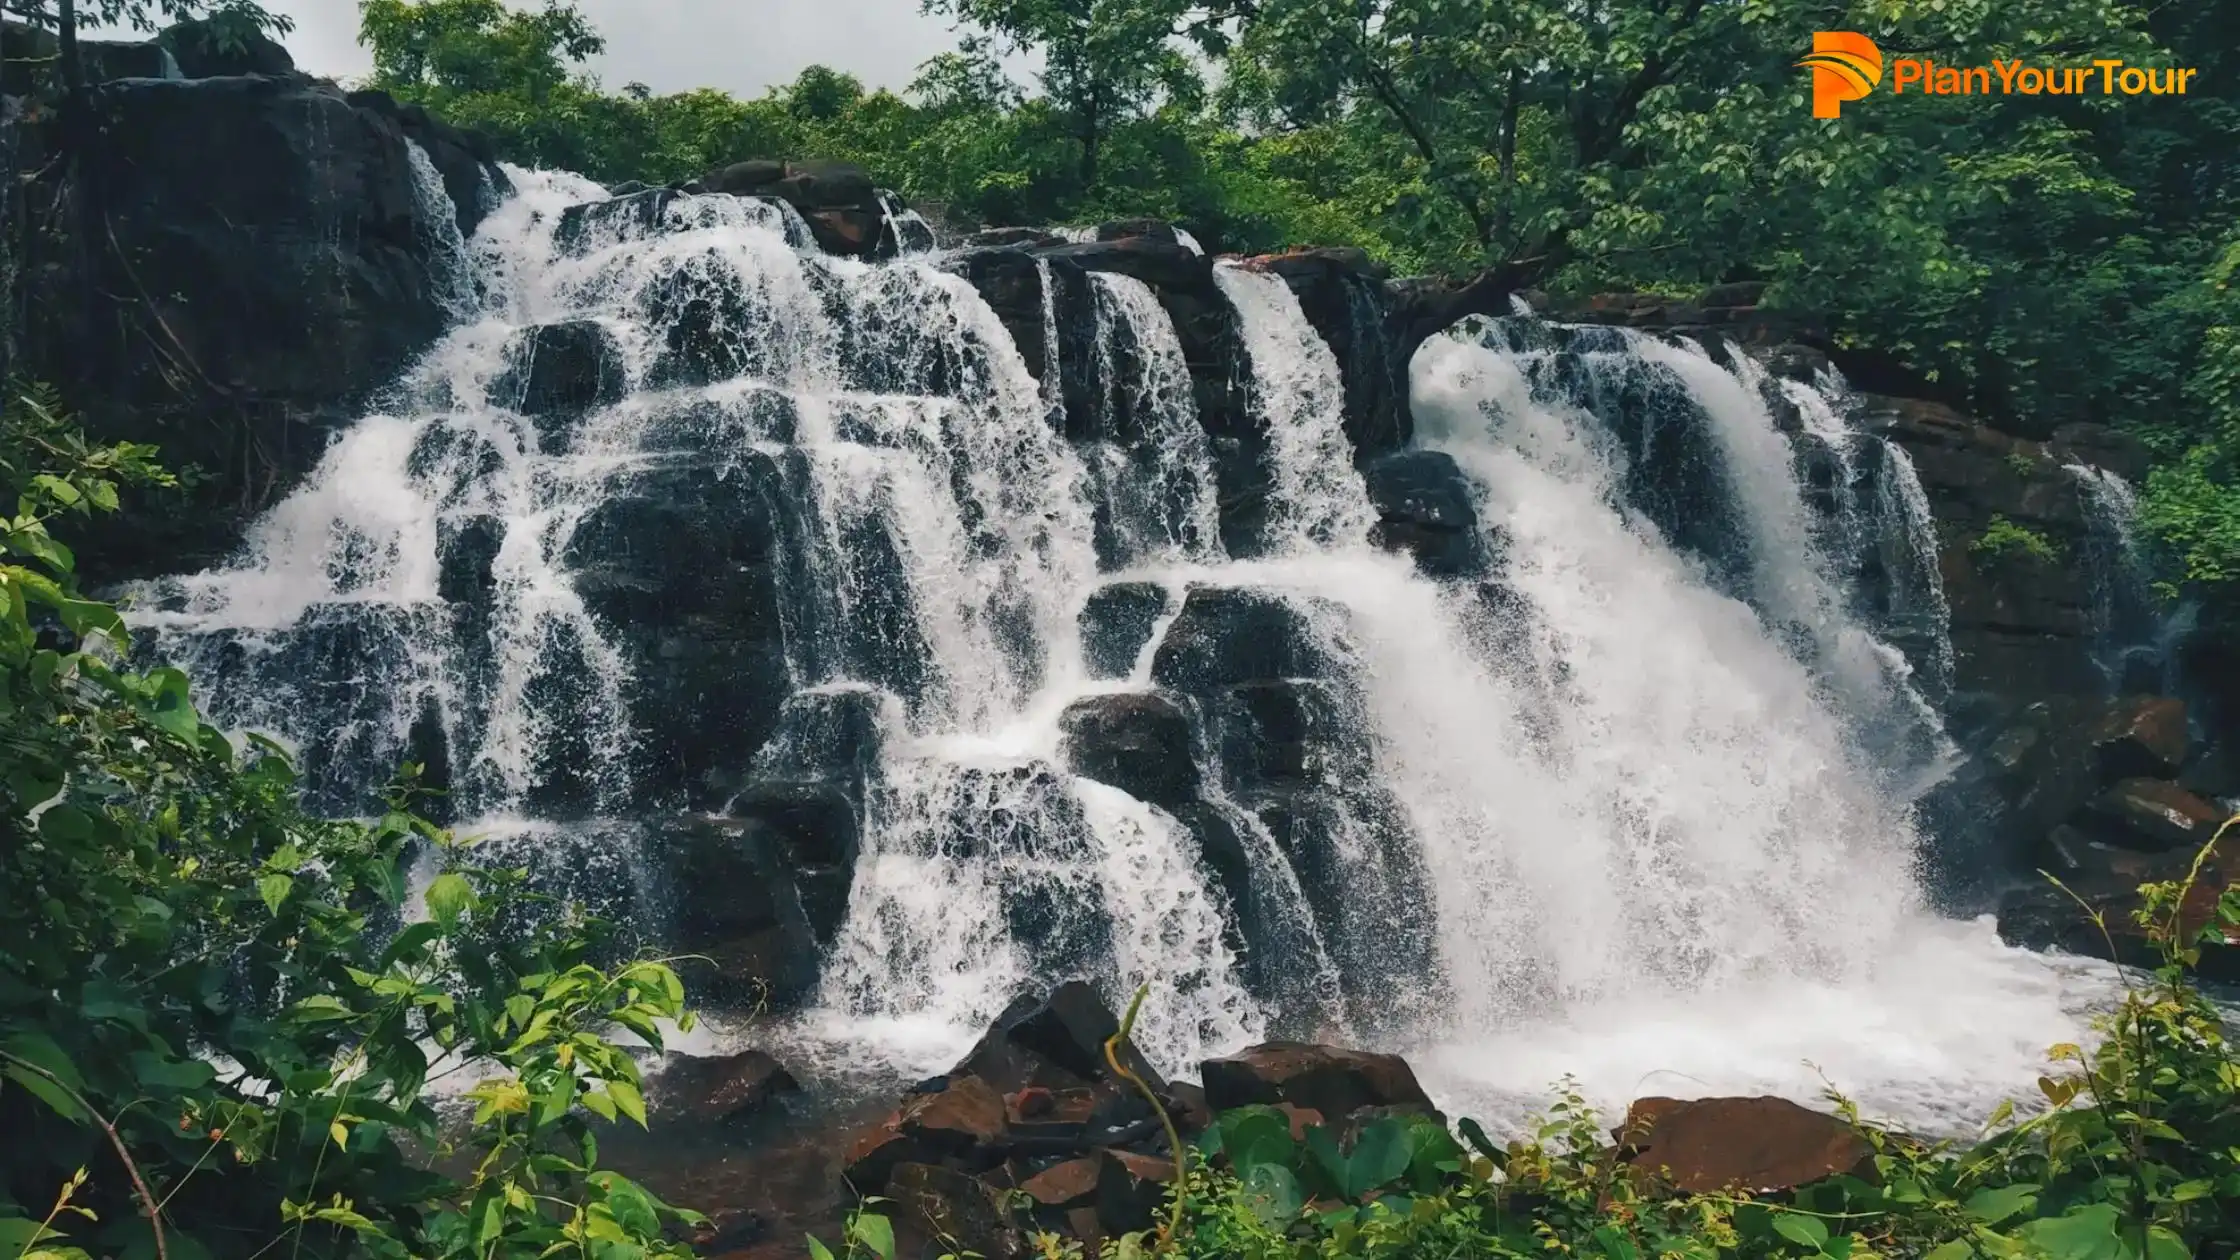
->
xmin=257 ymin=873 xmax=293 ymax=915
xmin=849 ymin=1212 xmax=895 ymax=1260
xmin=424 ymin=872 xmax=476 ymax=929
xmin=126 ymin=1052 xmax=215 ymax=1092
xmin=2 ymin=1064 xmax=83 ymax=1121
xmin=36 ymin=805 xmax=93 ymax=844
xmin=805 ymin=1237 xmax=837 ymax=1260
xmin=1241 ymin=1163 xmax=1304 ymax=1227
xmin=606 ymin=1078 xmax=646 ymax=1128
xmin=1771 ymin=1213 xmax=1829 ymax=1250
xmin=0 ymin=1218 xmax=60 ymax=1256
xmin=1304 ymin=1124 xmax=1348 ymax=1194
xmin=1344 ymin=1117 xmax=1413 ymax=1199
xmin=2017 ymin=1205 xmax=2125 ymax=1260
xmin=1963 ymin=1183 xmax=2040 ymax=1226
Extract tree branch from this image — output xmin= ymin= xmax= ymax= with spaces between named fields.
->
xmin=0 ymin=1050 xmax=171 ymax=1260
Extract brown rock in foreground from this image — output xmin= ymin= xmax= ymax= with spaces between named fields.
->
xmin=653 ymin=1048 xmax=800 ymax=1126
xmin=2093 ymin=695 xmax=2189 ymax=781
xmin=1200 ymin=1041 xmax=1436 ymax=1120
xmin=1616 ymin=1096 xmax=1872 ymax=1195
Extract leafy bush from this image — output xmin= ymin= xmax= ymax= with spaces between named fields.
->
xmin=0 ymin=382 xmax=698 ymax=1260
xmin=1972 ymin=515 xmax=2063 ymax=567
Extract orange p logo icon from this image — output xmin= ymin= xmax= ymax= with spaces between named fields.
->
xmin=1800 ymin=31 xmax=1883 ymax=117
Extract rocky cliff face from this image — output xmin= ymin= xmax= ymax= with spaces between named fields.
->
xmin=0 ymin=21 xmax=509 ymax=576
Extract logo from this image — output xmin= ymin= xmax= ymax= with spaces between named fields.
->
xmin=1800 ymin=31 xmax=1883 ymax=118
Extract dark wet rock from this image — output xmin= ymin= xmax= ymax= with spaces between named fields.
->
xmin=1059 ymin=693 xmax=1198 ymax=809
xmin=1998 ymin=839 xmax=2238 ymax=980
xmin=1615 ymin=1096 xmax=1871 ymax=1195
xmin=1253 ymin=250 xmax=1408 ymax=455
xmin=1200 ymin=1042 xmax=1434 ymax=1121
xmin=492 ymin=321 xmax=626 ymax=450
xmin=899 ymin=1076 xmax=1009 ymax=1161
xmin=1044 ymin=237 xmax=1213 ymax=300
xmin=1858 ymin=394 xmax=2101 ymax=702
xmin=2083 ymin=778 xmax=2228 ymax=852
xmin=1079 ymin=582 xmax=1171 ymax=679
xmin=340 ymin=88 xmax=508 ymax=233
xmin=968 ymin=227 xmax=1068 ymax=249
xmin=949 ymin=246 xmax=1098 ymax=426
xmin=2093 ymin=695 xmax=2189 ymax=781
xmin=1095 ymin=1149 xmax=1175 ymax=1236
xmin=654 ymin=1049 xmax=801 ymax=1126
xmin=952 ymin=982 xmax=1165 ymax=1095
xmin=556 ymin=188 xmax=680 ymax=255
xmin=649 ymin=814 xmax=829 ymax=1007
xmin=1151 ymin=587 xmax=1336 ymax=692
xmin=564 ymin=450 xmax=797 ymax=805
xmin=888 ymin=1163 xmax=1021 ymax=1260
xmin=437 ymin=514 xmax=505 ymax=607
xmin=1362 ymin=449 xmax=1489 ymax=577
xmin=16 ymin=74 xmax=502 ymax=577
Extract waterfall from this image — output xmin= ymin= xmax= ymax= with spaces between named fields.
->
xmin=134 ymin=173 xmax=2112 ymax=1128
xmin=406 ymin=140 xmax=477 ymax=321
xmin=1213 ymin=263 xmax=1375 ymax=551
xmin=2066 ymin=464 xmax=2162 ymax=688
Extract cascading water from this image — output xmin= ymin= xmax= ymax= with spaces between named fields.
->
xmin=135 ymin=168 xmax=2120 ymax=1128
xmin=2067 ymin=463 xmax=2164 ymax=689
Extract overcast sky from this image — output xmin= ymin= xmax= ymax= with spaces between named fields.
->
xmin=179 ymin=0 xmax=973 ymax=97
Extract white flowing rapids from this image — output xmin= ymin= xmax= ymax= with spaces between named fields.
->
xmin=131 ymin=171 xmax=2121 ymax=1132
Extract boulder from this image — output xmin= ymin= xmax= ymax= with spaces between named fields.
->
xmin=1361 ymin=449 xmax=1490 ymax=577
xmin=491 ymin=321 xmax=626 ymax=450
xmin=2093 ymin=696 xmax=2189 ymax=781
xmin=887 ymin=1163 xmax=1020 ymax=1260
xmin=842 ymin=1111 xmax=939 ymax=1194
xmin=1199 ymin=1042 xmax=1434 ymax=1121
xmin=1095 ymin=1149 xmax=1176 ymax=1236
xmin=1079 ymin=582 xmax=1171 ymax=679
xmin=650 ymin=814 xmax=828 ymax=1008
xmin=1998 ymin=839 xmax=2238 ymax=980
xmin=1615 ymin=1096 xmax=1871 ymax=1195
xmin=967 ymin=227 xmax=1068 ymax=249
xmin=898 ymin=1076 xmax=1009 ymax=1163
xmin=653 ymin=1048 xmax=800 ymax=1126
xmin=2084 ymin=779 xmax=2228 ymax=852
xmin=1058 ymin=693 xmax=1198 ymax=809
xmin=1150 ymin=587 xmax=1334 ymax=693
xmin=1019 ymin=1156 xmax=1101 ymax=1209
xmin=704 ymin=159 xmax=786 ymax=194
xmin=555 ymin=188 xmax=680 ymax=255
xmin=952 ymin=982 xmax=1165 ymax=1096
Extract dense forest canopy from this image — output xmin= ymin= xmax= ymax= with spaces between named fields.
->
xmin=352 ymin=0 xmax=2240 ymax=623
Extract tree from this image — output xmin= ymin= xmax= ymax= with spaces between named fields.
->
xmin=921 ymin=0 xmax=1202 ymax=191
xmin=0 ymin=381 xmax=701 ymax=1260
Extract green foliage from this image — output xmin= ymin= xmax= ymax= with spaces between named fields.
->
xmin=0 ymin=382 xmax=696 ymax=1260
xmin=3 ymin=0 xmax=291 ymax=38
xmin=1973 ymin=514 xmax=2063 ymax=566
